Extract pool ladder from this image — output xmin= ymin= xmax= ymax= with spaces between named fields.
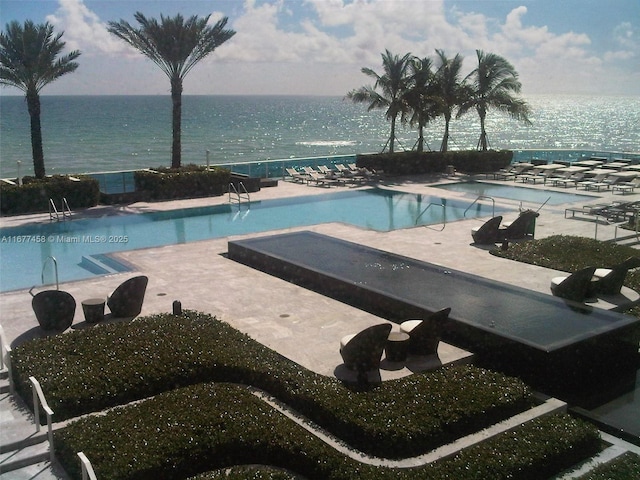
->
xmin=464 ymin=195 xmax=495 ymax=218
xmin=49 ymin=197 xmax=72 ymax=222
xmin=415 ymin=202 xmax=447 ymax=231
xmin=29 ymin=256 xmax=59 ymax=296
xmin=228 ymin=182 xmax=250 ymax=205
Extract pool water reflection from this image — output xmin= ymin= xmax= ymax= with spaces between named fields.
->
xmin=0 ymin=188 xmax=502 ymax=292
xmin=434 ymin=181 xmax=597 ymax=206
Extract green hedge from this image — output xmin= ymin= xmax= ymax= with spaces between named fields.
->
xmin=575 ymin=452 xmax=640 ymax=480
xmin=0 ymin=175 xmax=100 ymax=215
xmin=54 ymin=381 xmax=600 ymax=480
xmin=134 ymin=165 xmax=231 ymax=200
xmin=12 ymin=311 xmax=530 ymax=458
xmin=357 ymin=150 xmax=513 ymax=175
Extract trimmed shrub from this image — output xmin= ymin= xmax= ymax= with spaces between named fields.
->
xmin=0 ymin=175 xmax=100 ymax=215
xmin=134 ymin=165 xmax=231 ymax=200
xmin=53 ymin=382 xmax=600 ymax=480
xmin=12 ymin=311 xmax=530 ymax=458
xmin=357 ymin=150 xmax=513 ymax=175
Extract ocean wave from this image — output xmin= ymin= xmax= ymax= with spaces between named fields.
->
xmin=296 ymin=140 xmax=358 ymax=147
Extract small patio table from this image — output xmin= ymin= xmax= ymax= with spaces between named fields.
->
xmin=82 ymin=297 xmax=105 ymax=324
xmin=385 ymin=332 xmax=410 ymax=362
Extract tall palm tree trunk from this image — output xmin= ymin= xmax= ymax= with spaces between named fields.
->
xmin=417 ymin=124 xmax=424 ymax=153
xmin=441 ymin=114 xmax=451 ymax=152
xmin=389 ymin=116 xmax=397 ymax=153
xmin=26 ymin=89 xmax=45 ymax=178
xmin=170 ymin=76 xmax=183 ymax=169
xmin=478 ymin=109 xmax=488 ymax=151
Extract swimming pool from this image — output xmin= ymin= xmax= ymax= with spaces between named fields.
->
xmin=0 ymin=188 xmax=501 ymax=292
xmin=434 ymin=181 xmax=596 ymax=206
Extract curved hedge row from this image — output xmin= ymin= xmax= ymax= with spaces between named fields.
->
xmin=12 ymin=311 xmax=530 ymax=458
xmin=54 ymin=382 xmax=600 ymax=480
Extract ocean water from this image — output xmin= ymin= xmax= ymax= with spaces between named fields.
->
xmin=1 ymin=94 xmax=639 ymax=178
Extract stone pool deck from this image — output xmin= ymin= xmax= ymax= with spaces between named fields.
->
xmin=2 ymin=172 xmax=640 ymax=477
xmin=1 ymin=173 xmax=638 ymax=379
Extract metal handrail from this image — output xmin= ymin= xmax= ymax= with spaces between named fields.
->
xmin=29 ymin=376 xmax=55 ymax=461
xmin=0 ymin=323 xmax=14 ymax=394
xmin=464 ymin=195 xmax=495 ymax=218
xmin=228 ymin=181 xmax=250 ymax=205
xmin=48 ymin=198 xmax=59 ymax=221
xmin=78 ymin=452 xmax=98 ymax=480
xmin=41 ymin=256 xmax=59 ymax=290
xmin=415 ymin=202 xmax=447 ymax=231
xmin=62 ymin=197 xmax=72 ymax=219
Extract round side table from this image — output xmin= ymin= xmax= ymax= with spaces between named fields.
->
xmin=82 ymin=297 xmax=105 ymax=324
xmin=385 ymin=332 xmax=410 ymax=362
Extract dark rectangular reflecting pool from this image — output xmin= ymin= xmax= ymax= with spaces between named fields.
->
xmin=228 ymin=231 xmax=640 ymax=438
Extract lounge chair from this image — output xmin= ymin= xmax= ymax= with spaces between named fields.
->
xmin=500 ymin=210 xmax=540 ymax=241
xmin=285 ymin=168 xmax=307 ymax=183
xmin=399 ymin=307 xmax=451 ymax=355
xmin=612 ymin=177 xmax=640 ymax=194
xmin=471 ymin=216 xmax=503 ymax=244
xmin=592 ymin=256 xmax=640 ymax=295
xmin=107 ymin=275 xmax=148 ymax=318
xmin=515 ymin=168 xmax=543 ymax=183
xmin=31 ymin=289 xmax=76 ymax=331
xmin=306 ymin=170 xmax=341 ymax=187
xmin=339 ymin=323 xmax=392 ymax=382
xmin=577 ymin=173 xmax=608 ymax=190
xmin=494 ymin=163 xmax=531 ymax=180
xmin=585 ymin=175 xmax=619 ymax=192
xmin=550 ymin=266 xmax=596 ymax=303
xmin=553 ymin=172 xmax=586 ymax=188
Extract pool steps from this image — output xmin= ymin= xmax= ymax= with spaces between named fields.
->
xmin=79 ymin=254 xmax=131 ymax=275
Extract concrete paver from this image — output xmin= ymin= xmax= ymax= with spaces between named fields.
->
xmin=1 ymin=173 xmax=638 ymax=478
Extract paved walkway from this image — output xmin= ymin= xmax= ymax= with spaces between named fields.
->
xmin=1 ymin=174 xmax=637 ymax=376
xmin=1 ymin=173 xmax=638 ymax=478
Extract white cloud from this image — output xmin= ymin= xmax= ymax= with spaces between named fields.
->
xmin=613 ymin=22 xmax=636 ymax=49
xmin=39 ymin=0 xmax=640 ymax=95
xmin=45 ymin=0 xmax=124 ymax=55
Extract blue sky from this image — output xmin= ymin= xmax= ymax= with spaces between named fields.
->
xmin=1 ymin=0 xmax=638 ymax=96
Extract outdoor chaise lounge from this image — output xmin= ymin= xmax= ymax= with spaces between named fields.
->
xmin=550 ymin=266 xmax=597 ymax=303
xmin=592 ymin=257 xmax=640 ymax=295
xmin=612 ymin=177 xmax=640 ymax=194
xmin=31 ymin=289 xmax=76 ymax=332
xmin=500 ymin=210 xmax=540 ymax=241
xmin=400 ymin=307 xmax=451 ymax=355
xmin=107 ymin=275 xmax=148 ymax=318
xmin=306 ymin=170 xmax=342 ymax=187
xmin=339 ymin=323 xmax=392 ymax=382
xmin=285 ymin=168 xmax=307 ymax=183
xmin=471 ymin=216 xmax=503 ymax=244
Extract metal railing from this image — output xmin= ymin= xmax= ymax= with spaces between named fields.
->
xmin=78 ymin=452 xmax=98 ymax=480
xmin=464 ymin=195 xmax=495 ymax=218
xmin=228 ymin=181 xmax=250 ymax=205
xmin=415 ymin=202 xmax=447 ymax=231
xmin=36 ymin=256 xmax=59 ymax=291
xmin=29 ymin=376 xmax=54 ymax=461
xmin=48 ymin=197 xmax=72 ymax=221
xmin=0 ymin=323 xmax=14 ymax=394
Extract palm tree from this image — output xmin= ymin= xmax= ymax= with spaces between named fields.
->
xmin=459 ymin=50 xmax=532 ymax=150
xmin=0 ymin=21 xmax=80 ymax=179
xmin=403 ymin=56 xmax=437 ymax=153
xmin=432 ymin=50 xmax=466 ymax=152
xmin=347 ymin=50 xmax=412 ymax=153
xmin=108 ymin=13 xmax=235 ymax=169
